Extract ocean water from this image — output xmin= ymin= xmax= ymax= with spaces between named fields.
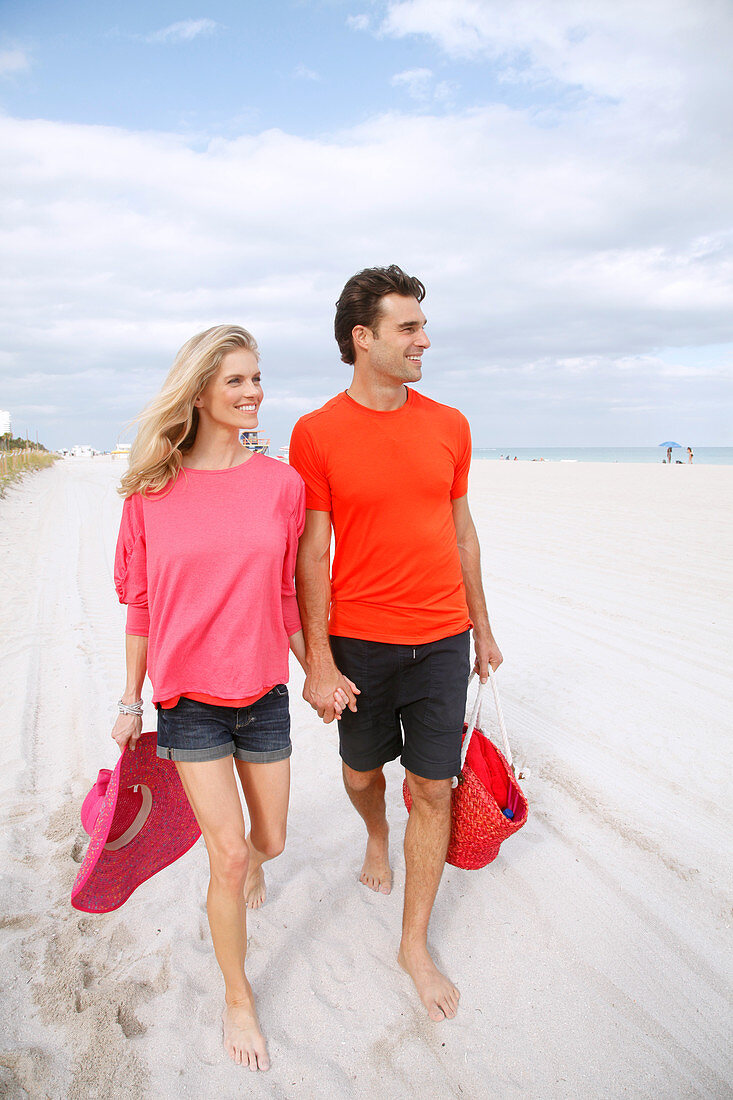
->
xmin=474 ymin=447 xmax=733 ymax=465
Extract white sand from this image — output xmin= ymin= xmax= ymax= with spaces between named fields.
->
xmin=1 ymin=455 xmax=731 ymax=1099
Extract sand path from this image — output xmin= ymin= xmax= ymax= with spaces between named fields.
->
xmin=1 ymin=456 xmax=731 ymax=1099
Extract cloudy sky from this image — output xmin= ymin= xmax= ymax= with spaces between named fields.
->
xmin=1 ymin=0 xmax=731 ymax=451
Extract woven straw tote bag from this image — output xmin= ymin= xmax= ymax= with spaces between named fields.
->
xmin=403 ymin=669 xmax=528 ymax=869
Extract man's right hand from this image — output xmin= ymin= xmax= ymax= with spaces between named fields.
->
xmin=303 ymin=659 xmax=360 ymax=723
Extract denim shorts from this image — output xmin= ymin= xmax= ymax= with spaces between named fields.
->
xmin=156 ymin=685 xmax=291 ymax=763
xmin=329 ymin=630 xmax=470 ymax=781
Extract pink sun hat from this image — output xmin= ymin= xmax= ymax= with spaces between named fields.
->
xmin=71 ymin=730 xmax=201 ymax=914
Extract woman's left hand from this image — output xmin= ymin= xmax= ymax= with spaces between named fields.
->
xmin=333 ymin=676 xmax=359 ymax=716
xmin=333 ymin=686 xmax=351 ymax=717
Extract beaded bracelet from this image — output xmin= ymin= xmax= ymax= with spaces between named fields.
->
xmin=118 ymin=698 xmax=144 ymax=716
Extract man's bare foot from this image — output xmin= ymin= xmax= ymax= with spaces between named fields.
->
xmin=244 ymin=863 xmax=266 ymax=910
xmin=397 ymin=943 xmax=460 ymax=1021
xmin=360 ymin=829 xmax=392 ymax=894
xmin=222 ymin=992 xmax=270 ymax=1070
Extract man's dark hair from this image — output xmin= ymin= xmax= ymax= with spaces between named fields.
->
xmin=334 ymin=264 xmax=426 ymax=365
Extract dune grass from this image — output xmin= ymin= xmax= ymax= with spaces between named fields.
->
xmin=0 ymin=450 xmax=58 ymax=496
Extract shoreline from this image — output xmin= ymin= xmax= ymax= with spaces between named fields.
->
xmin=473 ymin=455 xmax=732 ymax=465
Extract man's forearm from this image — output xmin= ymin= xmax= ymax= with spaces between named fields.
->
xmin=458 ymin=532 xmax=492 ymax=636
xmin=457 ymin=522 xmax=503 ymax=676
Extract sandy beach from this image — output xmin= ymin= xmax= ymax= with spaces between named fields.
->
xmin=0 ymin=455 xmax=731 ymax=1100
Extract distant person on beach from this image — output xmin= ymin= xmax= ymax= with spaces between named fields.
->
xmin=688 ymin=447 xmax=693 ymax=463
xmin=667 ymin=446 xmax=673 ymax=464
xmin=111 ymin=325 xmax=347 ymax=1071
xmin=290 ymin=265 xmax=502 ymax=1023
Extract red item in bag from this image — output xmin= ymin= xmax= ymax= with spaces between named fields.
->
xmin=463 ymin=722 xmax=510 ymax=810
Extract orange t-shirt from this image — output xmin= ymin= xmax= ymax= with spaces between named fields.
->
xmin=289 ymin=388 xmax=472 ymax=645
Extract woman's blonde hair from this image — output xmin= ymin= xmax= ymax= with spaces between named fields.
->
xmin=119 ymin=325 xmax=259 ymax=498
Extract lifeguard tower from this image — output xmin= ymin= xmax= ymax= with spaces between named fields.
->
xmin=241 ymin=431 xmax=270 ymax=455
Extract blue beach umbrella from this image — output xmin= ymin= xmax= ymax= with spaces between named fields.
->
xmin=658 ymin=441 xmax=681 ymax=448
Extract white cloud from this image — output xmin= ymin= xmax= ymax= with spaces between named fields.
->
xmin=0 ymin=48 xmax=30 ymax=77
xmin=391 ymin=67 xmax=458 ymax=105
xmin=433 ymin=80 xmax=457 ymax=104
xmin=382 ymin=0 xmax=491 ymax=56
xmin=2 ymin=1 xmax=731 ymax=449
xmin=391 ymin=67 xmax=434 ymax=101
xmin=145 ymin=18 xmax=220 ymax=44
xmin=347 ymin=14 xmax=370 ymax=32
xmin=294 ymin=64 xmax=321 ymax=81
xmin=379 ymin=0 xmax=733 ymax=120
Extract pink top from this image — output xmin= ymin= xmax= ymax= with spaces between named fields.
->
xmin=114 ymin=454 xmax=305 ymax=705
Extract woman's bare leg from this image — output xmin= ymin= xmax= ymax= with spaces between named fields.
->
xmin=235 ymin=758 xmax=290 ymax=909
xmin=175 ymin=758 xmax=270 ymax=1071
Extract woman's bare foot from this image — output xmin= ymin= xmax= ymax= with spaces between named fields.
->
xmin=397 ymin=943 xmax=460 ymax=1021
xmin=244 ymin=863 xmax=266 ymax=909
xmin=222 ymin=991 xmax=270 ymax=1070
xmin=360 ymin=828 xmax=392 ymax=894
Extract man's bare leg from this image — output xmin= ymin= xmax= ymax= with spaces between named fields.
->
xmin=398 ymin=771 xmax=459 ymax=1022
xmin=342 ymin=762 xmax=392 ymax=894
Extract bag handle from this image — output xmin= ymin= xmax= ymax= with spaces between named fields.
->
xmin=460 ymin=669 xmax=514 ymax=774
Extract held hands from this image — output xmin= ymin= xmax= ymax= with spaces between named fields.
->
xmin=303 ymin=660 xmax=360 ymax=724
xmin=111 ymin=711 xmax=143 ymax=754
xmin=473 ymin=629 xmax=503 ymax=684
xmin=332 ymin=682 xmax=359 ymax=719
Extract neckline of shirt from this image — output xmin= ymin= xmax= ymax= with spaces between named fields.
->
xmin=180 ymin=452 xmax=260 ymax=474
xmin=341 ymin=387 xmax=415 ymax=416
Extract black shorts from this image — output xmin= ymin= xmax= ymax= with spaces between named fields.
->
xmin=330 ymin=630 xmax=471 ymax=781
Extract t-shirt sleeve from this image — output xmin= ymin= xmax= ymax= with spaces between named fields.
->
xmin=450 ymin=412 xmax=472 ymax=499
xmin=114 ymin=494 xmax=150 ymax=636
xmin=289 ymin=417 xmax=332 ymax=511
xmin=281 ymin=476 xmax=306 ymax=636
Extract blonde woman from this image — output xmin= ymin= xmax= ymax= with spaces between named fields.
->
xmin=111 ymin=326 xmax=351 ymax=1071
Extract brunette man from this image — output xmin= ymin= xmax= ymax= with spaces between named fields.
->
xmin=289 ymin=265 xmax=502 ymax=1022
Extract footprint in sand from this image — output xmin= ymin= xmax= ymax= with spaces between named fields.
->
xmin=116 ymin=1002 xmax=147 ymax=1038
